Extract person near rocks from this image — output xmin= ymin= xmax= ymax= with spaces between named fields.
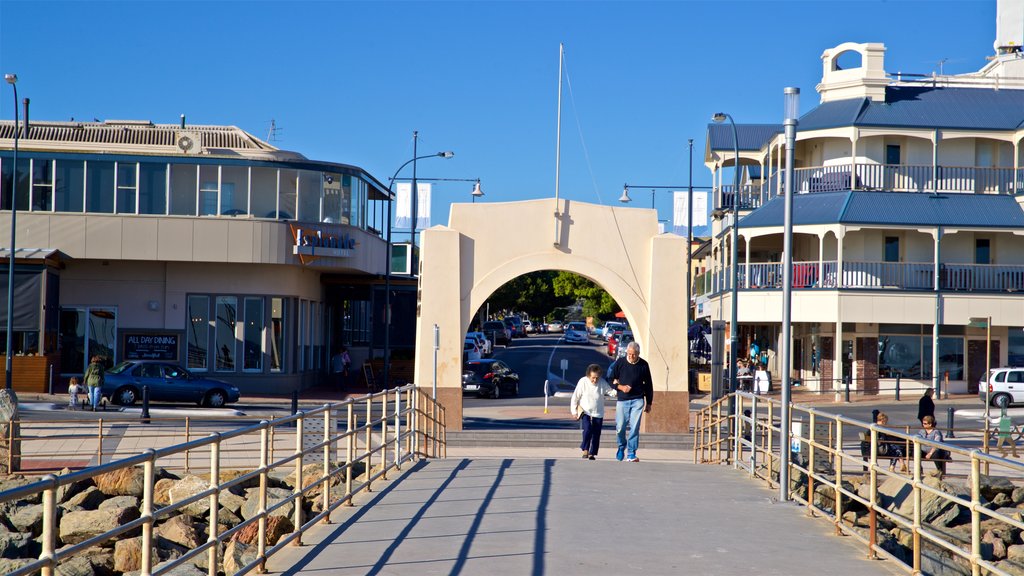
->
xmin=83 ymin=355 xmax=106 ymax=411
xmin=996 ymin=406 xmax=1020 ymax=458
xmin=67 ymin=376 xmax=82 ymax=410
xmin=917 ymin=388 xmax=936 ymax=424
xmin=860 ymin=409 xmax=881 ymax=471
xmin=917 ymin=415 xmax=950 ymax=475
xmin=570 ymin=363 xmax=617 ymax=460
xmin=610 ymin=341 xmax=653 ymax=462
xmin=876 ymin=412 xmax=906 ymax=472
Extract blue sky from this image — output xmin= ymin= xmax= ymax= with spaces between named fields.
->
xmin=0 ymin=1 xmax=995 ymax=234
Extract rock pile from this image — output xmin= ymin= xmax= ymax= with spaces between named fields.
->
xmin=0 ymin=461 xmax=363 ymax=576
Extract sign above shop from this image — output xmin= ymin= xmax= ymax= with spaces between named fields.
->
xmin=124 ymin=333 xmax=179 ymax=361
xmin=289 ymin=224 xmax=358 ymax=265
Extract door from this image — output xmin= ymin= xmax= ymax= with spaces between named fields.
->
xmin=857 ymin=337 xmax=879 ymax=394
xmin=967 ymin=340 xmax=1000 ymax=394
xmin=819 ymin=336 xmax=834 ymax=391
xmin=885 ymin=145 xmax=901 ymax=190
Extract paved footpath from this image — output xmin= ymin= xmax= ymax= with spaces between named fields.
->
xmin=264 ymin=452 xmax=904 ymax=576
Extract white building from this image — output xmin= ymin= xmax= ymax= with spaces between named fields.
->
xmin=700 ymin=0 xmax=1024 ymax=395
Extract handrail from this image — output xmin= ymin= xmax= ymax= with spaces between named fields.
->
xmin=694 ymin=392 xmax=1024 ymax=575
xmin=0 ymin=385 xmax=445 ymax=576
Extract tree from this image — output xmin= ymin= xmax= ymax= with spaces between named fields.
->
xmin=552 ymin=271 xmax=617 ymax=317
xmin=482 ymin=271 xmax=573 ymax=321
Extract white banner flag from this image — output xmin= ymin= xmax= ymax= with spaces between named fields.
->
xmin=672 ymin=190 xmax=709 ymax=235
xmin=673 ymin=191 xmax=688 ymax=229
xmin=394 ymin=182 xmax=432 ymax=230
xmin=693 ymin=191 xmax=708 ymax=227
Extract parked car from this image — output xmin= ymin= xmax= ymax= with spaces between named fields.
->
xmin=547 ymin=321 xmax=563 ymax=333
xmin=615 ymin=331 xmax=636 ymax=359
xmin=482 ymin=320 xmax=510 ymax=346
xmin=564 ymin=325 xmax=589 ymax=344
xmin=607 ymin=330 xmax=625 ymax=357
xmin=523 ymin=320 xmax=534 ymax=333
xmin=980 ymin=367 xmax=1024 ymax=408
xmin=102 ymin=361 xmax=241 ymax=407
xmin=602 ymin=322 xmax=626 ymax=341
xmin=467 ymin=331 xmax=492 ymax=356
xmin=505 ymin=316 xmax=526 ymax=338
xmin=464 ymin=338 xmax=482 ymax=363
xmin=462 ymin=359 xmax=520 ymax=399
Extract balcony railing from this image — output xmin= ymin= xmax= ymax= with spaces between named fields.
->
xmin=694 ymin=261 xmax=1024 ymax=297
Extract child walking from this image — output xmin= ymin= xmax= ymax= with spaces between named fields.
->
xmin=67 ymin=377 xmax=81 ymax=410
xmin=570 ymin=363 xmax=618 ymax=460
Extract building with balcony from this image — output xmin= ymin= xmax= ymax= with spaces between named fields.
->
xmin=699 ymin=1 xmax=1024 ymax=395
xmin=0 ymin=119 xmax=402 ymax=394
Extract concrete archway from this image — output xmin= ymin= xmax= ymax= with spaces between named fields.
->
xmin=415 ymin=198 xmax=689 ymax=432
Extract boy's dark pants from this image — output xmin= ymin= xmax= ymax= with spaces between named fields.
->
xmin=580 ymin=414 xmax=603 ymax=455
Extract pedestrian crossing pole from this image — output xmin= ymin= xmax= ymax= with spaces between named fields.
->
xmin=544 ymin=380 xmax=550 ymax=414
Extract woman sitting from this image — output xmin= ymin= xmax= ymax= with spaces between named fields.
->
xmin=876 ymin=412 xmax=906 ymax=472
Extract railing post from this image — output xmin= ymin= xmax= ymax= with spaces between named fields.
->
xmin=807 ymin=412 xmax=816 ymax=517
xmin=140 ymin=451 xmax=156 ymax=576
xmin=257 ymin=423 xmax=269 ymax=574
xmin=733 ymin=394 xmax=742 ymax=470
xmin=971 ymin=453 xmax=982 ymax=576
xmin=293 ymin=413 xmax=304 ymax=545
xmin=912 ymin=441 xmax=922 ymax=574
xmin=185 ymin=416 xmax=191 ymax=473
xmin=947 ymin=406 xmax=956 ymax=439
xmin=413 ymin=390 xmax=420 ymax=460
xmin=405 ymin=388 xmax=413 ymax=457
xmin=868 ymin=427 xmax=878 ymax=559
xmin=207 ymin=433 xmax=221 ymax=573
xmin=834 ymin=420 xmax=843 ymax=536
xmin=394 ymin=388 xmax=402 ymax=469
xmin=844 ymin=375 xmax=851 ymax=403
xmin=322 ymin=405 xmax=331 ymax=523
xmin=441 ymin=405 xmax=447 ymax=459
xmin=345 ymin=403 xmax=354 ymax=506
xmin=364 ymin=398 xmax=373 ymax=492
xmin=380 ymin=391 xmax=388 ymax=480
xmin=749 ymin=395 xmax=758 ymax=477
xmin=40 ymin=474 xmax=57 ymax=576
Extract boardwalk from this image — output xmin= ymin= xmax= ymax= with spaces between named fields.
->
xmin=264 ymin=455 xmax=904 ymax=576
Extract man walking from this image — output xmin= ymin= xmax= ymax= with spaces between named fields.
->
xmin=917 ymin=387 xmax=936 ymax=424
xmin=610 ymin=341 xmax=653 ymax=462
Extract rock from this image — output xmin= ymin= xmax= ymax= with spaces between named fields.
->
xmin=9 ymin=503 xmax=44 ymax=535
xmin=154 ymin=478 xmax=175 ymax=507
xmin=99 ymin=495 xmax=140 ymax=510
xmin=223 ymin=540 xmax=256 ymax=576
xmin=94 ymin=467 xmax=146 ymax=498
xmin=985 ymin=529 xmax=1009 ymax=560
xmin=980 ymin=476 xmax=1017 ymax=501
xmin=114 ymin=536 xmax=159 ymax=573
xmin=219 ymin=491 xmax=246 ymax=515
xmin=157 ymin=515 xmax=202 ymax=549
xmin=240 ymin=487 xmax=294 ymax=521
xmin=55 ymin=468 xmax=92 ymax=505
xmin=218 ymin=507 xmax=242 ymax=528
xmin=230 ymin=515 xmax=293 ymax=546
xmin=65 ymin=486 xmax=107 ymax=510
xmin=0 ymin=531 xmax=37 ymax=559
xmin=877 ymin=474 xmax=967 ymax=527
xmin=994 ymin=493 xmax=1013 ymax=508
xmin=1008 ymin=544 xmax=1024 ymax=561
xmin=0 ymin=475 xmax=39 ymax=504
xmin=59 ymin=507 xmax=140 ymax=545
xmin=168 ymin=475 xmax=213 ymax=517
xmin=1013 ymin=487 xmax=1024 ymax=505
xmin=0 ymin=389 xmax=21 ymax=475
xmin=204 ymin=470 xmax=260 ymax=494
xmin=56 ymin=554 xmax=95 ymax=576
xmin=0 ymin=558 xmax=33 ymax=574
xmin=149 ymin=559 xmax=206 ymax=576
xmin=78 ymin=546 xmax=114 ymax=575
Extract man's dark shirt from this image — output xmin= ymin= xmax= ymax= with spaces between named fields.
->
xmin=917 ymin=395 xmax=935 ymax=421
xmin=611 ymin=357 xmax=654 ymax=406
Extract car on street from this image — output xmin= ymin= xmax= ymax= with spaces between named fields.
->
xmin=980 ymin=367 xmax=1024 ymax=408
xmin=102 ymin=361 xmax=241 ymax=407
xmin=505 ymin=316 xmax=526 ymax=338
xmin=547 ymin=321 xmax=563 ymax=333
xmin=482 ymin=320 xmax=510 ymax=347
xmin=464 ymin=338 xmax=482 ymax=363
xmin=602 ymin=322 xmax=626 ymax=341
xmin=608 ymin=330 xmax=630 ymax=357
xmin=563 ymin=325 xmax=589 ymax=344
xmin=462 ymin=359 xmax=520 ymax=398
xmin=614 ymin=331 xmax=635 ymax=359
xmin=467 ymin=331 xmax=492 ymax=356
xmin=523 ymin=320 xmax=534 ymax=333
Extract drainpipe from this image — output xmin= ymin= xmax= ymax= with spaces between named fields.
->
xmin=934 ymin=226 xmax=942 ymax=397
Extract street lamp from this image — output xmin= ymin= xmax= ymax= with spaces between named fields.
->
xmin=712 ymin=111 xmax=740 ymax=405
xmin=780 ymin=86 xmax=800 ymax=502
xmin=471 ymin=179 xmax=484 ymax=202
xmin=3 ymin=73 xmax=17 ymax=391
xmin=383 ymin=132 xmax=453 ymax=390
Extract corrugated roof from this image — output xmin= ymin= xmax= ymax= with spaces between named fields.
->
xmin=707 ymin=123 xmax=781 ymax=151
xmin=0 ymin=120 xmax=276 ymax=150
xmin=739 ymin=191 xmax=1024 ymax=229
xmin=800 ymin=87 xmax=1024 ymax=131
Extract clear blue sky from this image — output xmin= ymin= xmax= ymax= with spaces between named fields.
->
xmin=0 ymin=1 xmax=995 ymax=234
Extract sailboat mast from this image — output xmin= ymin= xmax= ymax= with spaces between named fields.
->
xmin=554 ymin=43 xmax=564 ymax=247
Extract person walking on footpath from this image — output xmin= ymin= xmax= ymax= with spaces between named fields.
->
xmin=610 ymin=341 xmax=653 ymax=462
xmin=67 ymin=377 xmax=82 ymax=410
xmin=84 ymin=355 xmax=106 ymax=411
xmin=570 ymin=363 xmax=618 ymax=460
xmin=917 ymin=387 xmax=936 ymax=424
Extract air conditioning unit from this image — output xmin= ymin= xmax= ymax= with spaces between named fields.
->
xmin=175 ymin=131 xmax=202 ymax=155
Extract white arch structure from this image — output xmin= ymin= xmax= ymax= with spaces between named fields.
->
xmin=414 ymin=198 xmax=690 ymax=432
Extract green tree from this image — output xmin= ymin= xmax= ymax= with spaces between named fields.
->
xmin=482 ymin=271 xmax=573 ymax=321
xmin=552 ymin=271 xmax=617 ymax=317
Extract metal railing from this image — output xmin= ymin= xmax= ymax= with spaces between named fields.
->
xmin=0 ymin=385 xmax=446 ymax=576
xmin=695 ymin=392 xmax=1024 ymax=576
xmin=765 ymin=164 xmax=1020 ymax=199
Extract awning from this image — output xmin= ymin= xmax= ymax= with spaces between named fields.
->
xmin=614 ymin=311 xmax=625 ymax=318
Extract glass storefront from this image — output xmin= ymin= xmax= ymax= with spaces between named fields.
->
xmin=59 ymin=307 xmax=117 ymax=374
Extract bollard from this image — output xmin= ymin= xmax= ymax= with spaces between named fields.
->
xmin=947 ymin=406 xmax=956 ymax=439
xmin=141 ymin=385 xmax=151 ymax=424
xmin=844 ymin=374 xmax=851 ymax=403
xmin=291 ymin=390 xmax=299 ymax=415
xmin=895 ymin=374 xmax=901 ymax=401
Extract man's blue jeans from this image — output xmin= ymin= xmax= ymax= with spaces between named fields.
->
xmin=615 ymin=398 xmax=645 ymax=458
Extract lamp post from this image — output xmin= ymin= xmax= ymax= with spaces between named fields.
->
xmin=3 ymin=73 xmax=17 ymax=390
xmin=383 ymin=135 xmax=453 ymax=390
xmin=712 ymin=112 xmax=740 ymax=407
xmin=780 ymin=87 xmax=800 ymax=501
xmin=392 ymin=177 xmax=483 ymax=202
xmin=969 ymin=316 xmax=992 ymax=472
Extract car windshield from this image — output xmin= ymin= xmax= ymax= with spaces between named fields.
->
xmin=107 ymin=361 xmax=135 ymax=375
xmin=568 ymin=323 xmax=586 ymax=331
xmin=466 ymin=362 xmax=502 ymax=376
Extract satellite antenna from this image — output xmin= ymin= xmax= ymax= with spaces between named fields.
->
xmin=267 ymin=119 xmax=283 ymax=142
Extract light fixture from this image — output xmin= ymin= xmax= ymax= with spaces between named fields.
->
xmin=3 ymin=74 xmax=16 ymax=85
xmin=619 ymin=184 xmax=631 ymax=203
xmin=712 ymin=112 xmax=727 ymax=123
xmin=471 ymin=179 xmax=484 ymax=199
xmin=439 ymin=151 xmax=455 ymax=159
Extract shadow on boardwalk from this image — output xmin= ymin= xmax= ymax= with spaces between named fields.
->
xmin=266 ymin=457 xmax=904 ymax=576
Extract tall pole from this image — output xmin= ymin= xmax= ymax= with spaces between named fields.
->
xmin=726 ymin=115 xmax=740 ymax=410
xmin=687 ymin=139 xmax=694 ymax=323
xmin=4 ymin=75 xmax=18 ymax=390
xmin=780 ymin=87 xmax=800 ymax=501
xmin=553 ymin=43 xmax=564 ymax=247
xmin=410 ymin=131 xmax=419 ymax=276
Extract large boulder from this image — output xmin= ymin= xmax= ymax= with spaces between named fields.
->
xmin=64 ymin=486 xmax=107 ymax=511
xmin=0 ymin=531 xmax=37 ymax=559
xmin=240 ymin=487 xmax=295 ymax=521
xmin=219 ymin=491 xmax=246 ymax=515
xmin=0 ymin=559 xmax=33 ymax=574
xmin=156 ymin=515 xmax=202 ymax=549
xmin=94 ymin=467 xmax=146 ymax=498
xmin=980 ymin=476 xmax=1017 ymax=501
xmin=59 ymin=507 xmax=140 ymax=545
xmin=985 ymin=529 xmax=1009 ymax=561
xmin=204 ymin=470 xmax=260 ymax=494
xmin=876 ymin=474 xmax=968 ymax=527
xmin=55 ymin=554 xmax=95 ymax=576
xmin=168 ymin=475 xmax=213 ymax=518
xmin=55 ymin=468 xmax=92 ymax=505
xmin=99 ymin=495 xmax=140 ymax=510
xmin=223 ymin=540 xmax=256 ymax=576
xmin=0 ymin=475 xmax=39 ymax=504
xmin=229 ymin=515 xmax=293 ymax=546
xmin=154 ymin=478 xmax=175 ymax=507
xmin=113 ymin=535 xmax=184 ymax=573
xmin=9 ymin=503 xmax=45 ymax=536
xmin=146 ymin=559 xmax=207 ymax=576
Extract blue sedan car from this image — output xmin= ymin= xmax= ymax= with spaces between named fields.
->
xmin=101 ymin=361 xmax=241 ymax=407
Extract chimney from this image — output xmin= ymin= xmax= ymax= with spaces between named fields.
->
xmin=22 ymin=98 xmax=29 ymax=138
xmin=180 ymin=114 xmax=185 ymax=129
xmin=995 ymin=0 xmax=1024 ymax=54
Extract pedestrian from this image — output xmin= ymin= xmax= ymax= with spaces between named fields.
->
xmin=753 ymin=363 xmax=770 ymax=395
xmin=917 ymin=415 xmax=950 ymax=475
xmin=570 ymin=363 xmax=617 ymax=460
xmin=609 ymin=341 xmax=653 ymax=462
xmin=917 ymin=388 xmax=936 ymax=424
xmin=876 ymin=412 xmax=906 ymax=472
xmin=83 ymin=355 xmax=106 ymax=411
xmin=67 ymin=377 xmax=81 ymax=410
xmin=331 ymin=346 xmax=352 ymax=389
xmin=996 ymin=406 xmax=1020 ymax=458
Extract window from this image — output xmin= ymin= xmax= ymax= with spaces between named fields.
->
xmin=169 ymin=164 xmax=197 ymax=216
xmin=58 ymin=307 xmax=117 ymax=374
xmin=251 ymin=167 xmax=277 ymax=218
xmin=297 ymin=170 xmax=321 ymax=222
xmin=924 ymin=337 xmax=964 ymax=381
xmin=270 ymin=297 xmax=285 ymax=372
xmin=85 ymin=161 xmax=115 ymax=213
xmin=299 ymin=300 xmax=308 ymax=371
xmin=1008 ymin=371 xmax=1024 ymax=384
xmin=32 ymin=158 xmax=53 ymax=211
xmin=878 ymin=335 xmax=923 ymax=378
xmin=884 ymin=237 xmax=899 ymax=263
xmin=215 ymin=296 xmax=237 ymax=371
xmin=55 ymin=159 xmax=85 ymax=212
xmin=243 ymin=297 xmax=263 ymax=371
xmin=199 ymin=165 xmax=219 ymax=216
xmin=279 ymin=169 xmax=297 ymax=220
xmin=1010 ymin=328 xmax=1024 ymax=367
xmin=116 ymin=162 xmax=137 ymax=214
xmin=976 ymin=238 xmax=991 ymax=265
xmin=138 ymin=163 xmax=167 ymax=215
xmin=1 ymin=158 xmax=30 ymax=211
xmin=221 ymin=165 xmax=248 ymax=215
xmin=187 ymin=296 xmax=209 ymax=370
xmin=886 ymin=145 xmax=901 ymax=165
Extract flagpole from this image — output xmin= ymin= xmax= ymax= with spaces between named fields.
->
xmin=553 ymin=42 xmax=563 ymax=247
